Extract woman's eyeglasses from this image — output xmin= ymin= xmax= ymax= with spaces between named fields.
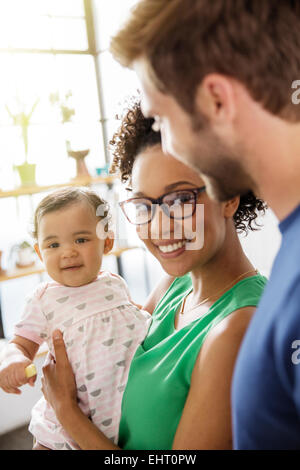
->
xmin=119 ymin=186 xmax=206 ymax=225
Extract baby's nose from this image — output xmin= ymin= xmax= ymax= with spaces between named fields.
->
xmin=62 ymin=247 xmax=78 ymax=258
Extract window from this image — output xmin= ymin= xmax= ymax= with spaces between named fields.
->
xmin=0 ymin=0 xmax=104 ymax=189
xmin=0 ymin=0 xmax=165 ymax=339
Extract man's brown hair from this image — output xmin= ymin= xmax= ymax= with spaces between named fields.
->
xmin=110 ymin=0 xmax=300 ymax=120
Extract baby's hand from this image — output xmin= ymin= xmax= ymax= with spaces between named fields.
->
xmin=0 ymin=357 xmax=36 ymax=394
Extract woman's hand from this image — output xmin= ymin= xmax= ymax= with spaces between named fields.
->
xmin=41 ymin=330 xmax=77 ymax=421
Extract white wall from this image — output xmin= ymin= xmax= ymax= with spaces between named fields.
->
xmin=239 ymin=208 xmax=281 ymax=278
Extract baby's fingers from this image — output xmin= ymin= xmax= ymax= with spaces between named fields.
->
xmin=28 ymin=375 xmax=37 ymax=387
xmin=25 ymin=364 xmax=37 ymax=387
xmin=6 ymin=385 xmax=22 ymax=395
xmin=1 ymin=375 xmax=22 ymax=394
xmin=9 ymin=369 xmax=25 ymax=389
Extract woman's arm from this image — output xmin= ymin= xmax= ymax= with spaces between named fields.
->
xmin=42 ymin=330 xmax=120 ymax=450
xmin=172 ymin=306 xmax=256 ymax=450
xmin=55 ymin=402 xmax=120 ymax=450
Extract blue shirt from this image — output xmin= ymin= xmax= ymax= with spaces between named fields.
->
xmin=232 ymin=204 xmax=300 ymax=449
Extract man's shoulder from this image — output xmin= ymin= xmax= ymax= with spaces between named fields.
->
xmin=280 ymin=203 xmax=300 ymax=234
xmin=275 ymin=275 xmax=300 ymax=334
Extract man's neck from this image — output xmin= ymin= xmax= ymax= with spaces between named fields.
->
xmin=249 ymin=120 xmax=300 ymax=222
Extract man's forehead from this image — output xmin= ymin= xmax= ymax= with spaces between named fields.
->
xmin=134 ymin=58 xmax=165 ymax=115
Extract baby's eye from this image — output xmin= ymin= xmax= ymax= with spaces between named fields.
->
xmin=49 ymin=242 xmax=59 ymax=249
xmin=75 ymin=238 xmax=88 ymax=244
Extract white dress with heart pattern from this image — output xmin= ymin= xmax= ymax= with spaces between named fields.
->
xmin=14 ymin=271 xmax=151 ymax=450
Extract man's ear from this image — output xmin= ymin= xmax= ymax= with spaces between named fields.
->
xmin=34 ymin=243 xmax=43 ymax=262
xmin=195 ymin=73 xmax=237 ymax=125
xmin=104 ymin=232 xmax=114 ymax=255
xmin=222 ymin=196 xmax=240 ymax=219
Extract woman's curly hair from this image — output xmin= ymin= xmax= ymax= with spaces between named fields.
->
xmin=110 ymin=98 xmax=267 ymax=235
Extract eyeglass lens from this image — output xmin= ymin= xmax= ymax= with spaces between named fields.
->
xmin=123 ymin=190 xmax=196 ymax=224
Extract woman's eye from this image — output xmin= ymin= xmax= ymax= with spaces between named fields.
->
xmin=179 ymin=195 xmax=193 ymax=204
xmin=75 ymin=238 xmax=88 ymax=244
xmin=136 ymin=204 xmax=151 ymax=214
xmin=171 ymin=195 xmax=193 ymax=206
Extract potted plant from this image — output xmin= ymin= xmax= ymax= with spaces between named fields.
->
xmin=49 ymin=90 xmax=90 ymax=179
xmin=10 ymin=240 xmax=35 ymax=268
xmin=6 ymin=98 xmax=39 ymax=187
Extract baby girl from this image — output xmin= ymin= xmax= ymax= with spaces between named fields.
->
xmin=0 ymin=187 xmax=151 ymax=450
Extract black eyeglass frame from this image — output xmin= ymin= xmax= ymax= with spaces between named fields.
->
xmin=119 ymin=186 xmax=206 ymax=225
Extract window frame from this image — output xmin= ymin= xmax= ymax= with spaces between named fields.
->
xmin=0 ymin=0 xmax=109 ymax=338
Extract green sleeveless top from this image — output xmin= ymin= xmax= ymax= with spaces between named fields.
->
xmin=118 ymin=273 xmax=267 ymax=450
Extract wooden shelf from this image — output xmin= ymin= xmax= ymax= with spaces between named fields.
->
xmin=0 ymin=265 xmax=45 ymax=282
xmin=0 ymin=246 xmax=140 ymax=282
xmin=0 ymin=175 xmax=116 ymax=199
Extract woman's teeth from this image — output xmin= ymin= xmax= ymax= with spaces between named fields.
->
xmin=158 ymin=241 xmax=186 ymax=253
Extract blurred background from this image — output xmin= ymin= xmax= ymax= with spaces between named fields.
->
xmin=0 ymin=0 xmax=281 ymax=448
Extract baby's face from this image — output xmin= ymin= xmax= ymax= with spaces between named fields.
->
xmin=36 ymin=201 xmax=112 ymax=287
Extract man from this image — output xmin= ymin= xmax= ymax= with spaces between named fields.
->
xmin=110 ymin=0 xmax=300 ymax=449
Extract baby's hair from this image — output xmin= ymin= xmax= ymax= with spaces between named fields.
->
xmin=31 ymin=187 xmax=110 ymax=240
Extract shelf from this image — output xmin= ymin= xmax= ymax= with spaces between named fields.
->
xmin=0 ymin=175 xmax=116 ymax=199
xmin=0 ymin=265 xmax=45 ymax=282
xmin=0 ymin=246 xmax=140 ymax=282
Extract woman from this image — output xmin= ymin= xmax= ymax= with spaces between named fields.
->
xmin=41 ymin=100 xmax=267 ymax=450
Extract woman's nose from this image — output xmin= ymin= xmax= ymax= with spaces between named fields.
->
xmin=148 ymin=205 xmax=174 ymax=239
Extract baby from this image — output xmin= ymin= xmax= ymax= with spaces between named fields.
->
xmin=0 ymin=187 xmax=151 ymax=450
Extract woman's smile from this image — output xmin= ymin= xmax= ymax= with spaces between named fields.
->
xmin=153 ymin=239 xmax=187 ymax=258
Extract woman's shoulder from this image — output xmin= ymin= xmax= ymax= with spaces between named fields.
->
xmin=194 ymin=273 xmax=267 ymax=344
xmin=198 ymin=274 xmax=267 ymax=353
xmin=228 ymin=273 xmax=268 ymax=306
